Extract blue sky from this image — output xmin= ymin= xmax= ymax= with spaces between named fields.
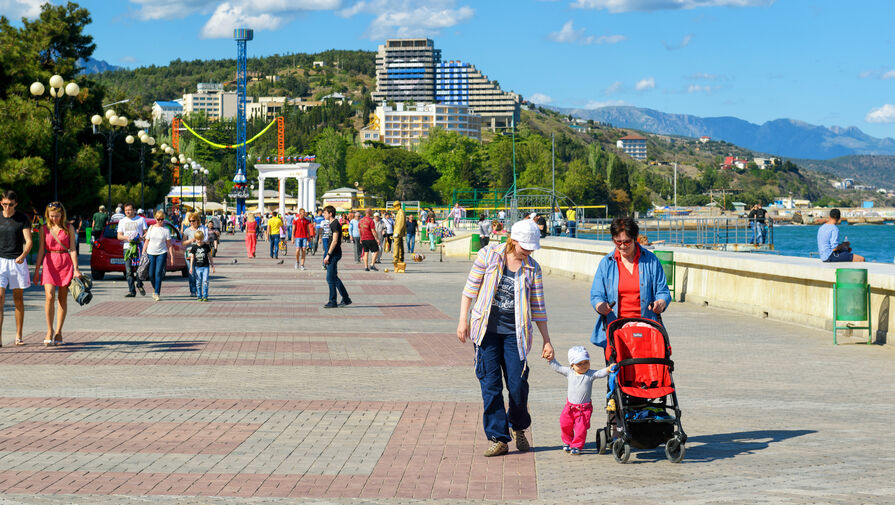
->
xmin=4 ymin=0 xmax=894 ymax=138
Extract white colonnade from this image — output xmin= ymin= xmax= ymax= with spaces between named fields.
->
xmin=253 ymin=163 xmax=320 ymax=215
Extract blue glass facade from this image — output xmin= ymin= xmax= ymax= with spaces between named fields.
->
xmin=435 ymin=62 xmax=470 ymax=106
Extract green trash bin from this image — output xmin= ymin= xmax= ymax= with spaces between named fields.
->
xmin=85 ymin=226 xmax=93 ymax=253
xmin=435 ymin=234 xmax=442 ymax=245
xmin=654 ymin=250 xmax=675 ymax=300
xmin=469 ymin=233 xmax=482 ymax=259
xmin=421 ymin=229 xmax=428 ymax=242
xmin=833 ymin=268 xmax=872 ymax=344
xmin=499 ymin=235 xmax=508 ymax=243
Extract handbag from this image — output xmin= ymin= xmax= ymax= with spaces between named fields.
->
xmin=70 ymin=275 xmax=93 ymax=306
xmin=137 ymin=251 xmax=150 ymax=280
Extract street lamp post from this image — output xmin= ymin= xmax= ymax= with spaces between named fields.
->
xmin=201 ymin=168 xmax=209 ymax=215
xmin=125 ymin=130 xmax=156 ymax=212
xmin=91 ymin=110 xmax=129 ymax=212
xmin=30 ymin=75 xmax=82 ymax=201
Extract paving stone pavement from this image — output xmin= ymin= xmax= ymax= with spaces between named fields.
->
xmin=0 ymin=235 xmax=892 ymax=505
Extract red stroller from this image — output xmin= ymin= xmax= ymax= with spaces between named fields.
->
xmin=595 ymin=317 xmax=687 ymax=463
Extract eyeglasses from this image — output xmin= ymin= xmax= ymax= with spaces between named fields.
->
xmin=613 ymin=238 xmax=634 ymax=246
xmin=47 ymin=202 xmax=63 ymax=209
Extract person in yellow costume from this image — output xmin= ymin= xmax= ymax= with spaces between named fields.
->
xmin=392 ymin=202 xmax=406 ymax=271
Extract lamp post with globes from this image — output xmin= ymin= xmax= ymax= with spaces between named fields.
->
xmin=201 ymin=168 xmax=209 ymax=215
xmin=125 ymin=130 xmax=156 ymax=212
xmin=91 ymin=110 xmax=129 ymax=212
xmin=30 ymin=75 xmax=82 ymax=201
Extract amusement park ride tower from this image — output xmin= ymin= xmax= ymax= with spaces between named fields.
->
xmin=232 ymin=28 xmax=253 ymax=214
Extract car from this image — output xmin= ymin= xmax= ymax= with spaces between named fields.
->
xmin=90 ymin=218 xmax=189 ymax=280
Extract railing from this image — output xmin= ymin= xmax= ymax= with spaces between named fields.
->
xmin=578 ymin=217 xmax=775 ymax=249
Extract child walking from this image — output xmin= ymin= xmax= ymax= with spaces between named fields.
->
xmin=188 ymin=230 xmax=214 ymax=301
xmin=549 ymin=346 xmax=614 ymax=455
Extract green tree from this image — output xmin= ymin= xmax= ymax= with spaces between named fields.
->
xmin=314 ymin=127 xmax=347 ymax=192
xmin=418 ymin=129 xmax=483 ymax=201
xmin=559 ymin=158 xmax=608 ymax=205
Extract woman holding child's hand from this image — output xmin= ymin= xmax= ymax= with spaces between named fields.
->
xmin=457 ymin=219 xmax=551 ymax=458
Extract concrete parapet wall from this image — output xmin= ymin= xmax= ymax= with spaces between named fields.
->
xmin=443 ymin=234 xmax=895 ymax=344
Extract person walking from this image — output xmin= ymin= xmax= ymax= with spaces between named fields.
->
xmin=358 ymin=209 xmax=380 ymax=271
xmin=566 ymin=207 xmax=577 ymax=238
xmin=590 ymin=217 xmax=671 ymax=349
xmin=426 ymin=217 xmax=437 ymax=251
xmin=457 ymin=219 xmax=554 ymax=457
xmin=245 ymin=212 xmax=258 ymax=258
xmin=91 ymin=205 xmax=108 ymax=237
xmin=349 ymin=211 xmax=362 ymax=263
xmin=117 ymin=203 xmax=147 ymax=298
xmin=181 ymin=212 xmax=207 ymax=297
xmin=320 ymin=211 xmax=332 ymax=269
xmin=478 ymin=215 xmax=492 ymax=247
xmin=188 ymin=230 xmax=214 ymax=301
xmin=322 ymin=205 xmax=351 ymax=308
xmin=405 ymin=214 xmax=417 ymax=254
xmin=0 ymin=190 xmax=33 ymax=347
xmin=32 ymin=201 xmax=83 ymax=346
xmin=143 ymin=210 xmax=174 ymax=301
xmin=292 ymin=208 xmax=310 ymax=270
xmin=267 ymin=211 xmax=283 ymax=258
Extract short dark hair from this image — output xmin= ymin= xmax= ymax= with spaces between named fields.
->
xmin=830 ymin=208 xmax=841 ymax=220
xmin=1 ymin=190 xmax=17 ymax=201
xmin=609 ymin=217 xmax=639 ymax=239
xmin=124 ymin=202 xmax=135 ymax=210
xmin=323 ymin=205 xmax=336 ymax=216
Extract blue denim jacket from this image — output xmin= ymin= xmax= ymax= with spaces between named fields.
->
xmin=589 ymin=244 xmax=671 ymax=348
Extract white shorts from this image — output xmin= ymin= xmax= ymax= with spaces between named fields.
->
xmin=0 ymin=257 xmax=31 ymax=290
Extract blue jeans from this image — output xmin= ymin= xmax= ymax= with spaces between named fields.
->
xmin=407 ymin=234 xmax=415 ymax=254
xmin=475 ymin=331 xmax=530 ymax=443
xmin=321 ymin=237 xmax=330 ymax=265
xmin=195 ymin=266 xmax=209 ymax=299
xmin=325 ymin=252 xmax=349 ymax=304
xmin=749 ymin=222 xmax=756 ymax=244
xmin=147 ymin=252 xmax=167 ymax=295
xmin=185 ymin=252 xmax=197 ymax=295
xmin=567 ymin=221 xmax=576 ymax=238
xmin=270 ymin=234 xmax=280 ymax=257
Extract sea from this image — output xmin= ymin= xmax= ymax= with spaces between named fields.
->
xmin=581 ymin=223 xmax=895 ymax=264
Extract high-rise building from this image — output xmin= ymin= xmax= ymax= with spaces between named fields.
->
xmin=372 ymin=38 xmax=441 ymax=103
xmin=436 ymin=61 xmax=519 ymax=130
xmin=360 ymin=103 xmax=481 ymax=148
xmin=182 ymin=83 xmax=237 ymax=121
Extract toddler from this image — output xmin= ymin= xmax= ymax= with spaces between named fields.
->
xmin=549 ymin=346 xmax=614 ymax=455
xmin=188 ymin=230 xmax=215 ymax=301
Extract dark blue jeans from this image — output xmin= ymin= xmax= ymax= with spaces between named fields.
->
xmin=125 ymin=245 xmax=144 ymax=295
xmin=147 ymin=252 xmax=167 ymax=295
xmin=475 ymin=331 xmax=530 ymax=443
xmin=185 ymin=252 xmax=197 ymax=295
xmin=270 ymin=234 xmax=280 ymax=258
xmin=325 ymin=252 xmax=349 ymax=304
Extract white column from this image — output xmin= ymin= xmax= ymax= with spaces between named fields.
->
xmin=308 ymin=177 xmax=317 ymax=212
xmin=258 ymin=177 xmax=265 ymax=213
xmin=298 ymin=177 xmax=307 ymax=211
xmin=278 ymin=177 xmax=286 ymax=215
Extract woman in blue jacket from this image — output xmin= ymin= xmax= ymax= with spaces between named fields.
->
xmin=590 ymin=217 xmax=671 ymax=348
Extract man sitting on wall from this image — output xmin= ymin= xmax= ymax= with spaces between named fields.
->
xmin=817 ymin=208 xmax=864 ymax=262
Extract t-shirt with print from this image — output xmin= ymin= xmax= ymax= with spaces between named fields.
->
xmin=117 ymin=216 xmax=147 ymax=247
xmin=328 ymin=220 xmax=342 ymax=256
xmin=189 ymin=243 xmax=212 ymax=267
xmin=359 ymin=216 xmax=376 ymax=241
xmin=321 ymin=219 xmax=333 ymax=239
xmin=486 ymin=265 xmax=517 ymax=335
xmin=0 ymin=211 xmax=29 ymax=259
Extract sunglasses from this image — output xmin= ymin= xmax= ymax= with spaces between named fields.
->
xmin=613 ymin=238 xmax=634 ymax=246
xmin=47 ymin=201 xmax=63 ymax=209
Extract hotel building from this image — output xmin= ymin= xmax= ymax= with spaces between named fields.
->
xmin=360 ymin=103 xmax=481 ymax=148
xmin=616 ymin=133 xmax=648 ymax=160
xmin=372 ymin=38 xmax=441 ymax=103
xmin=181 ymin=83 xmax=237 ymax=120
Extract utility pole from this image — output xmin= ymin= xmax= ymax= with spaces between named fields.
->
xmin=673 ymin=161 xmax=678 ymax=209
xmin=551 ymin=132 xmax=556 ymax=214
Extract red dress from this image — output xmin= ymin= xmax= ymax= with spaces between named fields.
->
xmin=41 ymin=226 xmax=74 ymax=287
xmin=245 ymin=220 xmax=257 ymax=257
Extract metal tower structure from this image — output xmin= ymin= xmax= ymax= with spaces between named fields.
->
xmin=233 ymin=28 xmax=253 ymax=215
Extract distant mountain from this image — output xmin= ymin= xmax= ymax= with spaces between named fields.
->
xmin=77 ymin=57 xmax=119 ymax=75
xmin=554 ymin=105 xmax=895 ymax=160
xmin=792 ymin=155 xmax=895 ymax=189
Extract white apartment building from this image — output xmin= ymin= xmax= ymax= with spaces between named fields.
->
xmin=361 ymin=102 xmax=481 ymax=148
xmin=246 ymin=97 xmax=285 ymax=121
xmin=616 ymin=133 xmax=648 ymax=160
xmin=181 ymin=83 xmax=237 ymax=120
xmin=151 ymin=101 xmax=183 ymax=125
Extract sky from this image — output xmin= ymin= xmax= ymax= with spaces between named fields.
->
xmin=3 ymin=0 xmax=894 ymax=138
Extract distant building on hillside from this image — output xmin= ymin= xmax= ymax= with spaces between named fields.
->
xmin=151 ymin=101 xmax=183 ymax=125
xmin=246 ymin=97 xmax=286 ymax=121
xmin=361 ymin=102 xmax=481 ymax=149
xmin=722 ymin=156 xmax=748 ymax=170
xmin=616 ymin=133 xmax=647 ymax=160
xmin=373 ymin=38 xmax=440 ymax=104
xmin=436 ymin=60 xmax=520 ymax=129
xmin=182 ymin=83 xmax=237 ymax=120
xmin=699 ymin=136 xmax=711 ymax=143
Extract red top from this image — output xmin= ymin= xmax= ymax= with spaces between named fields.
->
xmin=293 ymin=217 xmax=309 ymax=239
xmin=358 ymin=216 xmax=376 ymax=241
xmin=246 ymin=221 xmax=257 ymax=234
xmin=615 ymin=246 xmax=641 ymax=319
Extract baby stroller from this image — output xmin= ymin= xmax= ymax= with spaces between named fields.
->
xmin=595 ymin=317 xmax=686 ymax=463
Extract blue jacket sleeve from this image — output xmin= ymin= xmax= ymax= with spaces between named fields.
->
xmin=590 ymin=258 xmax=609 ymax=308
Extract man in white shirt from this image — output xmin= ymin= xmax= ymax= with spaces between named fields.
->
xmin=116 ymin=203 xmax=148 ymax=297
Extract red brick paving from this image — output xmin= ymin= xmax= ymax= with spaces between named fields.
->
xmin=73 ymin=301 xmax=450 ymax=319
xmin=0 ymin=399 xmax=538 ymax=500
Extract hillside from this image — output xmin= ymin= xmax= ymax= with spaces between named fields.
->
xmin=555 ymin=105 xmax=895 ymax=159
xmin=790 ymin=155 xmax=895 ymax=189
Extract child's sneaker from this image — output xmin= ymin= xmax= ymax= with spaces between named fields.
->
xmin=570 ymin=447 xmax=580 ymax=455
xmin=562 ymin=444 xmax=570 ymax=452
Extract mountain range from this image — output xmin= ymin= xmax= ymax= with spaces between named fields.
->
xmin=554 ymin=105 xmax=895 ymax=160
xmin=77 ymin=57 xmax=119 ymax=75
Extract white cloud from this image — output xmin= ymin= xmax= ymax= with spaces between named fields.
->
xmin=0 ymin=0 xmax=46 ymax=19
xmin=866 ymin=104 xmax=895 ymax=124
xmin=120 ymin=56 xmax=137 ymax=63
xmin=585 ymin=99 xmax=626 ymax=109
xmin=687 ymin=83 xmax=717 ymax=93
xmin=340 ymin=0 xmax=474 ymax=39
xmin=635 ymin=77 xmax=655 ymax=91
xmin=883 ymin=70 xmax=895 ymax=80
xmin=548 ymin=20 xmax=625 ymax=45
xmin=604 ymin=81 xmax=623 ymax=94
xmin=570 ymin=0 xmax=774 ymax=13
xmin=662 ymin=33 xmax=692 ymax=50
xmin=529 ymin=93 xmax=553 ymax=104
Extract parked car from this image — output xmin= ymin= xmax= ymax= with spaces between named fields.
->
xmin=90 ymin=218 xmax=189 ymax=280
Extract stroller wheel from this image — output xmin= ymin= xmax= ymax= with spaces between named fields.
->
xmin=597 ymin=428 xmax=609 ymax=455
xmin=665 ymin=436 xmax=685 ymax=463
xmin=612 ymin=439 xmax=631 ymax=464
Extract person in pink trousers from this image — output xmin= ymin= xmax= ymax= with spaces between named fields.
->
xmin=549 ymin=346 xmax=614 ymax=455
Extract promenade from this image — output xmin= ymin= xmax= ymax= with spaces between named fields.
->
xmin=0 ymin=235 xmax=893 ymax=504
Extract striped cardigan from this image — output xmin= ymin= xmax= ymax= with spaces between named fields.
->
xmin=462 ymin=243 xmax=548 ymax=361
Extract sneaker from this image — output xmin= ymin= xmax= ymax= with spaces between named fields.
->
xmin=369 ymin=265 xmax=378 ymax=271
xmin=202 ymin=297 xmax=209 ymax=302
xmin=562 ymin=444 xmax=570 ymax=452
xmin=364 ymin=267 xmax=370 ymax=272
xmin=512 ymin=429 xmax=530 ymax=452
xmin=339 ymin=299 xmax=352 ymax=307
xmin=152 ymin=293 xmax=160 ymax=301
xmin=483 ymin=441 xmax=508 ymax=457
xmin=322 ymin=265 xmax=326 ymax=270
xmin=196 ymin=297 xmax=203 ymax=302
xmin=124 ymin=292 xmax=136 ymax=298
xmin=299 ymin=265 xmax=305 ymax=271
xmin=137 ymin=286 xmax=145 ymax=296
xmin=570 ymin=447 xmax=580 ymax=455
xmin=294 ymin=262 xmax=299 ymax=269
xmin=323 ymin=302 xmax=338 ymax=309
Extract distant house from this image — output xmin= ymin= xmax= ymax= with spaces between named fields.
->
xmin=616 ymin=133 xmax=647 ymax=160
xmin=312 ymin=61 xmax=325 ymax=68
xmin=151 ymin=101 xmax=183 ymax=125
xmin=722 ymin=156 xmax=748 ymax=170
xmin=699 ymin=136 xmax=711 ymax=143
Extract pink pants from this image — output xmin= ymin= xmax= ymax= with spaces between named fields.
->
xmin=560 ymin=401 xmax=593 ymax=449
xmin=245 ymin=234 xmax=257 ymax=258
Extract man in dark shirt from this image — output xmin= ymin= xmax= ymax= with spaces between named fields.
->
xmin=536 ymin=214 xmax=548 ymax=238
xmin=0 ymin=190 xmax=33 ymax=346
xmin=91 ymin=205 xmax=108 ymax=237
xmin=748 ymin=204 xmax=769 ymax=244
xmin=322 ymin=205 xmax=351 ymax=308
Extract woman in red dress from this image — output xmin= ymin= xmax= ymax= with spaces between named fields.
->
xmin=245 ymin=212 xmax=258 ymax=258
xmin=32 ymin=202 xmax=83 ymax=346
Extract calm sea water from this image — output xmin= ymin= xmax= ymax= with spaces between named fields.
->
xmin=580 ymin=223 xmax=895 ymax=264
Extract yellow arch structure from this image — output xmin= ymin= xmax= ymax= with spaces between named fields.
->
xmin=180 ymin=118 xmax=279 ymax=149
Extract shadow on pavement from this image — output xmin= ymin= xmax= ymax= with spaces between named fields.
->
xmin=628 ymin=429 xmax=817 ymax=463
xmin=8 ymin=341 xmax=206 ymax=354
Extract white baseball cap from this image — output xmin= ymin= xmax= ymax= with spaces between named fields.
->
xmin=510 ymin=220 xmax=540 ymax=251
xmin=528 ymin=212 xmax=537 ymax=219
xmin=373 ymin=212 xmax=381 ymax=217
xmin=568 ymin=346 xmax=590 ymax=365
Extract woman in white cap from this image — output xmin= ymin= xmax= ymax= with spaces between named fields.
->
xmin=457 ymin=219 xmax=554 ymax=457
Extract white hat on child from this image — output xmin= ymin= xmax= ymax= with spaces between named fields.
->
xmin=568 ymin=346 xmax=590 ymax=365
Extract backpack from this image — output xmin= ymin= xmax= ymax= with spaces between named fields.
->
xmin=70 ymin=275 xmax=93 ymax=306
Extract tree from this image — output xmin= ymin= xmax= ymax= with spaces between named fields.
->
xmin=609 ymin=189 xmax=631 ymax=217
xmin=419 ymin=129 xmax=483 ymax=201
xmin=559 ymin=158 xmax=608 ymax=206
xmin=607 ymin=154 xmax=630 ymax=194
xmin=631 ymin=184 xmax=652 ymax=215
xmin=314 ymin=127 xmax=347 ymax=192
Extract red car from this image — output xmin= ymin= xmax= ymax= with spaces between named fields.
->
xmin=90 ymin=218 xmax=189 ymax=280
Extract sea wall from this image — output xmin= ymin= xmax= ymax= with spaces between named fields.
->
xmin=442 ymin=234 xmax=895 ymax=344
